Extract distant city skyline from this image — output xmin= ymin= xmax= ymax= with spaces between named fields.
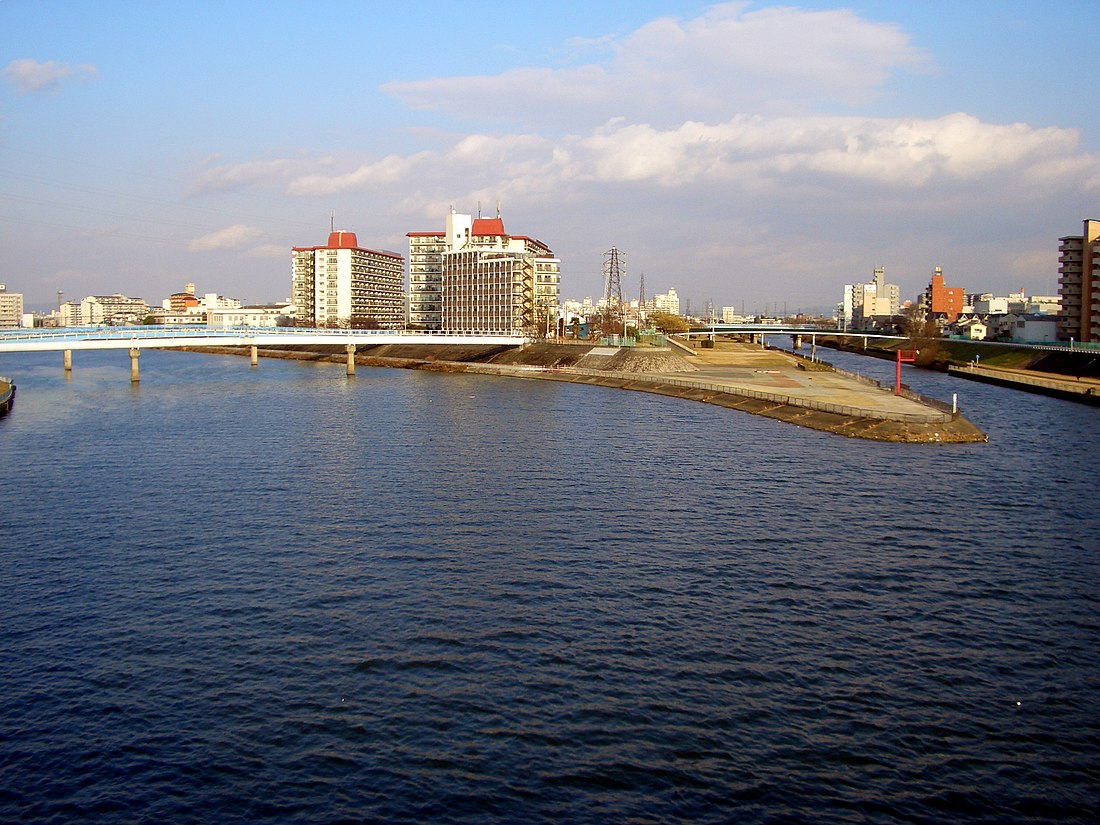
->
xmin=2 ymin=1 xmax=1098 ymax=309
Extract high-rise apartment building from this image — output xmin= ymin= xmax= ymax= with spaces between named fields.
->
xmin=0 ymin=284 xmax=23 ymax=328
xmin=407 ymin=210 xmax=560 ymax=334
xmin=1057 ymin=219 xmax=1100 ymax=343
xmin=292 ymin=230 xmax=404 ymax=328
xmin=407 ymin=230 xmax=447 ymax=329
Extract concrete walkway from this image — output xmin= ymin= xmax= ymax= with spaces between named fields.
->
xmin=653 ymin=343 xmax=940 ymax=418
xmin=949 ymin=363 xmax=1100 ymax=404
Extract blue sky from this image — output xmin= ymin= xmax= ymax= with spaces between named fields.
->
xmin=2 ymin=0 xmax=1098 ymax=313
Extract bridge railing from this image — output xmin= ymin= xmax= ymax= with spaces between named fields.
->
xmin=0 ymin=325 xmax=528 ymax=343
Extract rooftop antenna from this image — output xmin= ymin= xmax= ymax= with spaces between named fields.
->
xmin=477 ymin=200 xmax=481 ymax=218
xmin=330 ymin=210 xmax=335 ymax=233
xmin=496 ymin=200 xmax=501 ymax=219
xmin=57 ymin=290 xmax=63 ymax=311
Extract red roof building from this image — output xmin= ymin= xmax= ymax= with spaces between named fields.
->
xmin=291 ymin=230 xmax=404 ymax=328
xmin=407 ymin=208 xmax=560 ymax=334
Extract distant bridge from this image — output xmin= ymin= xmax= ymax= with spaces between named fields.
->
xmin=685 ymin=324 xmax=1086 ymax=353
xmin=684 ymin=323 xmax=906 ymax=340
xmin=0 ymin=325 xmax=527 ymax=381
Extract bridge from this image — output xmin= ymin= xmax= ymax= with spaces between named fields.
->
xmin=0 ymin=326 xmax=527 ymax=380
xmin=684 ymin=323 xmax=1088 ymax=354
xmin=685 ymin=323 xmax=905 ymax=341
xmin=673 ymin=324 xmax=908 ymax=362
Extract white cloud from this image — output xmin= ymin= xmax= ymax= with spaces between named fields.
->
xmin=189 ymin=224 xmax=263 ymax=252
xmin=382 ymin=2 xmax=928 ymax=128
xmin=192 ymin=111 xmax=1097 ymax=241
xmin=2 ymin=58 xmax=97 ymax=93
xmin=188 ymin=157 xmax=326 ymax=194
xmin=287 ymin=151 xmax=436 ymax=196
xmin=160 ymin=3 xmax=1096 ymax=305
xmin=558 ymin=113 xmax=1090 ymax=191
xmin=243 ymin=243 xmax=288 ymax=259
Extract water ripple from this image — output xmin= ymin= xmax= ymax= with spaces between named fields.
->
xmin=1 ymin=350 xmax=1098 ymax=823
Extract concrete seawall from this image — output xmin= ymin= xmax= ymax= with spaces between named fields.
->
xmin=948 ymin=364 xmax=1100 ymax=406
xmin=178 ymin=342 xmax=986 ymax=443
xmin=0 ymin=377 xmax=15 ymax=417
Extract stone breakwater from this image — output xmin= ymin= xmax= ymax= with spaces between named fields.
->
xmin=177 ymin=342 xmax=986 ymax=443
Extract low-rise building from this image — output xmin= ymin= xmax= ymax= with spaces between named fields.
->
xmin=974 ymin=295 xmax=1009 ymax=315
xmin=993 ymin=314 xmax=1060 ymax=343
xmin=207 ymin=303 xmax=295 ymax=327
xmin=955 ymin=317 xmax=987 ymax=340
xmin=721 ymin=307 xmax=754 ymax=323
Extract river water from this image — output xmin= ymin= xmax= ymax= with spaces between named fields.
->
xmin=0 ymin=347 xmax=1097 ymax=823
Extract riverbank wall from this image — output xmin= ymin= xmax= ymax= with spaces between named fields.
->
xmin=818 ymin=337 xmax=1100 ymax=406
xmin=947 ymin=364 xmax=1100 ymax=406
xmin=177 ymin=342 xmax=985 ymax=443
xmin=0 ymin=377 xmax=15 ymax=417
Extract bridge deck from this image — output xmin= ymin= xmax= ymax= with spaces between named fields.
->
xmin=0 ymin=327 xmax=527 ymax=353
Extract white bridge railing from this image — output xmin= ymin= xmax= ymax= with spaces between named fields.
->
xmin=0 ymin=326 xmax=528 ymax=353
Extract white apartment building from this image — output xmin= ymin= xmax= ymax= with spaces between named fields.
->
xmin=721 ymin=307 xmax=754 ymax=323
xmin=407 ymin=209 xmax=561 ymax=334
xmin=407 ymin=231 xmax=446 ymax=329
xmin=974 ymin=296 xmax=1010 ymax=315
xmin=842 ymin=267 xmax=900 ymax=329
xmin=561 ymin=297 xmax=595 ymax=323
xmin=652 ymin=288 xmax=680 ymax=316
xmin=292 ymin=230 xmax=404 ymax=328
xmin=0 ymin=285 xmax=24 ymax=328
xmin=57 ymin=294 xmax=149 ymax=326
xmin=207 ymin=303 xmax=295 ymax=328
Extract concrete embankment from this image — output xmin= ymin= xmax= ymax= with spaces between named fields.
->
xmin=0 ymin=377 xmax=15 ymax=416
xmin=179 ymin=341 xmax=985 ymax=443
xmin=948 ymin=364 xmax=1100 ymax=406
xmin=820 ymin=337 xmax=1100 ymax=407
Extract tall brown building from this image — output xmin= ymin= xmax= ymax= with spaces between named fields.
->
xmin=920 ymin=267 xmax=964 ymax=323
xmin=1057 ymin=219 xmax=1100 ymax=344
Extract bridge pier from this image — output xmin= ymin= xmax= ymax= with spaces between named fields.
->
xmin=129 ymin=348 xmax=140 ymax=383
xmin=250 ymin=345 xmax=258 ymax=367
xmin=793 ymin=334 xmax=803 ymax=350
xmin=346 ymin=343 xmax=356 ymax=376
xmin=63 ymin=349 xmax=72 ymax=372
